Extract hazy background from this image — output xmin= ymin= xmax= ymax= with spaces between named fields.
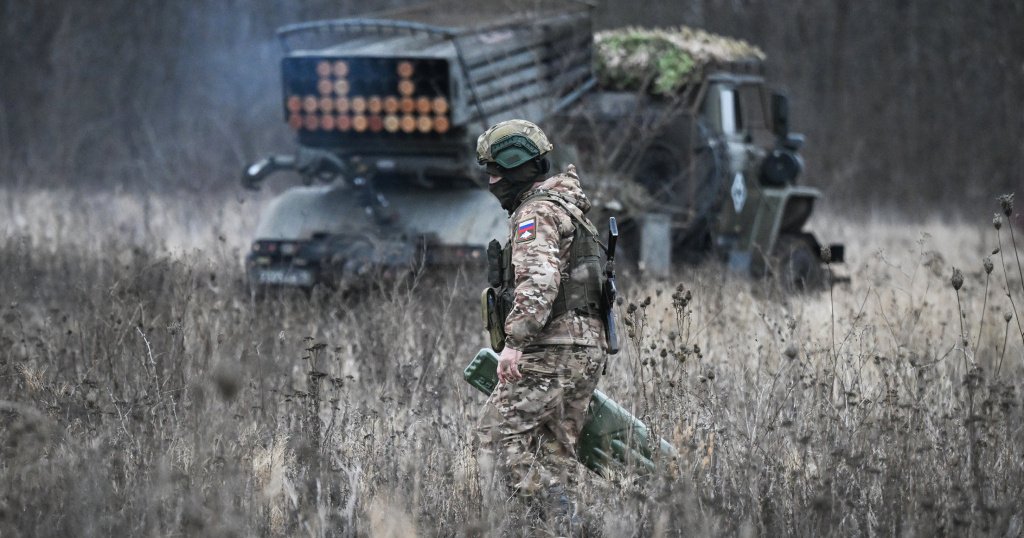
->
xmin=1 ymin=0 xmax=1021 ymax=212
xmin=3 ymin=3 xmax=1024 ymax=536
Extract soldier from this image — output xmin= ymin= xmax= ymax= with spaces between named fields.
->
xmin=475 ymin=120 xmax=606 ymax=520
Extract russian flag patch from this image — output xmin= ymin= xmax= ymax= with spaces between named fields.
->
xmin=516 ymin=218 xmax=536 ymax=242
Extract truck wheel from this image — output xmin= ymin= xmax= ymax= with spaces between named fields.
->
xmin=634 ymin=143 xmax=688 ymax=214
xmin=632 ymin=120 xmax=725 ymax=245
xmin=773 ymin=234 xmax=824 ymax=291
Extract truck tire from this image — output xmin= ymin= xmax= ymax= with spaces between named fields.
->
xmin=634 ymin=143 xmax=688 ymax=214
xmin=773 ymin=233 xmax=825 ymax=291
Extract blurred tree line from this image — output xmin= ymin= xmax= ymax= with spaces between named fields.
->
xmin=1 ymin=0 xmax=1020 ymax=211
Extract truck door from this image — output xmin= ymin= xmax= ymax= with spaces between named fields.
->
xmin=704 ymin=83 xmax=750 ymax=214
xmin=706 ymin=82 xmax=771 ymax=177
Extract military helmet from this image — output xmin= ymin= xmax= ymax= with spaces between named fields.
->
xmin=476 ymin=119 xmax=554 ymax=169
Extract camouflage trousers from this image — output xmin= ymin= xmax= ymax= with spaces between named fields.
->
xmin=476 ymin=344 xmax=604 ymax=498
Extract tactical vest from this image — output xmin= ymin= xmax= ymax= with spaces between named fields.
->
xmin=486 ymin=192 xmax=604 ymax=344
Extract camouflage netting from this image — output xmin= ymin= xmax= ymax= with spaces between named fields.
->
xmin=594 ymin=27 xmax=766 ymax=95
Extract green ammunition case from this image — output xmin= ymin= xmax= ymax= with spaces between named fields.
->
xmin=463 ymin=348 xmax=677 ymax=475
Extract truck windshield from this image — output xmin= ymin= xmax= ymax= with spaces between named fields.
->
xmin=718 ymin=86 xmax=743 ymax=136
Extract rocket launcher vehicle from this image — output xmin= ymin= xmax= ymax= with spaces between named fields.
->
xmin=463 ymin=348 xmax=677 ymax=476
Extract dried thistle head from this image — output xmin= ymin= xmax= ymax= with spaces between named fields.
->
xmin=951 ymin=267 xmax=964 ymax=291
xmin=998 ymin=193 xmax=1014 ymax=217
xmin=820 ymin=245 xmax=832 ymax=264
xmin=1006 ymin=312 xmax=1014 ymax=323
xmin=994 ymin=214 xmax=1003 ymax=230
xmin=672 ymin=287 xmax=692 ymax=309
xmin=983 ymin=257 xmax=994 ymax=275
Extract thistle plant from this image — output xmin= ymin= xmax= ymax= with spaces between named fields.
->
xmin=994 ymin=194 xmax=1024 ymax=346
xmin=1001 ymin=194 xmax=1024 ymax=305
xmin=973 ymin=257 xmax=994 ymax=358
xmin=951 ymin=267 xmax=970 ymax=371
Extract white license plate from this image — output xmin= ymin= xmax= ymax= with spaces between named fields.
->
xmin=253 ymin=267 xmax=314 ymax=286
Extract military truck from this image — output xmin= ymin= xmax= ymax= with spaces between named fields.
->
xmin=241 ymin=1 xmax=842 ymax=290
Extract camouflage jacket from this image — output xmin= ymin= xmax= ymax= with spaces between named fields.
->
xmin=503 ymin=164 xmax=604 ymax=350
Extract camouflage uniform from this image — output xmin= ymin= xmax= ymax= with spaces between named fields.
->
xmin=477 ymin=164 xmax=605 ymax=497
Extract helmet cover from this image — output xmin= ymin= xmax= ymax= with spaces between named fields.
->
xmin=476 ymin=119 xmax=554 ymax=168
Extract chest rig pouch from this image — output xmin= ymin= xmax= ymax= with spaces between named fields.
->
xmin=482 ymin=192 xmax=604 ymax=351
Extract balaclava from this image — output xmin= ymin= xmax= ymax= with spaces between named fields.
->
xmin=487 ymin=158 xmax=546 ymax=214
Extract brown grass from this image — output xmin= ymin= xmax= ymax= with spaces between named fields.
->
xmin=1 ymin=186 xmax=1022 ymax=536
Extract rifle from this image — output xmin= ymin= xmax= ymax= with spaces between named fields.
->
xmin=482 ymin=240 xmax=506 ymax=351
xmin=603 ymin=217 xmax=620 ymax=354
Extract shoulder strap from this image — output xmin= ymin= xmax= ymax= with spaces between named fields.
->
xmin=519 ymin=190 xmax=598 ymax=236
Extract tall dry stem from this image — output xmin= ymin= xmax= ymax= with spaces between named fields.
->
xmin=994 ymin=215 xmax=1024 ymax=344
xmin=1007 ymin=211 xmax=1024 ymax=353
xmin=826 ymin=254 xmax=837 ymax=366
xmin=1000 ymin=194 xmax=1023 ymax=296
xmin=951 ymin=267 xmax=969 ymax=372
xmin=995 ymin=313 xmax=1012 ymax=377
xmin=974 ymin=257 xmax=993 ymax=358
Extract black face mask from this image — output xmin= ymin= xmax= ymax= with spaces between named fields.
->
xmin=487 ymin=160 xmax=542 ymax=213
xmin=489 ymin=178 xmax=535 ymax=214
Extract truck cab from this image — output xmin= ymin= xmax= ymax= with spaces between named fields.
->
xmin=701 ymin=71 xmax=842 ymax=284
xmin=555 ymin=57 xmax=843 ymax=285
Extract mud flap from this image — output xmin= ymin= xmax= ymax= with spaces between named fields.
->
xmin=639 ymin=213 xmax=672 ymax=279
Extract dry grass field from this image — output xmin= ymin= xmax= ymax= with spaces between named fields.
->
xmin=1 ymin=186 xmax=1023 ymax=537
